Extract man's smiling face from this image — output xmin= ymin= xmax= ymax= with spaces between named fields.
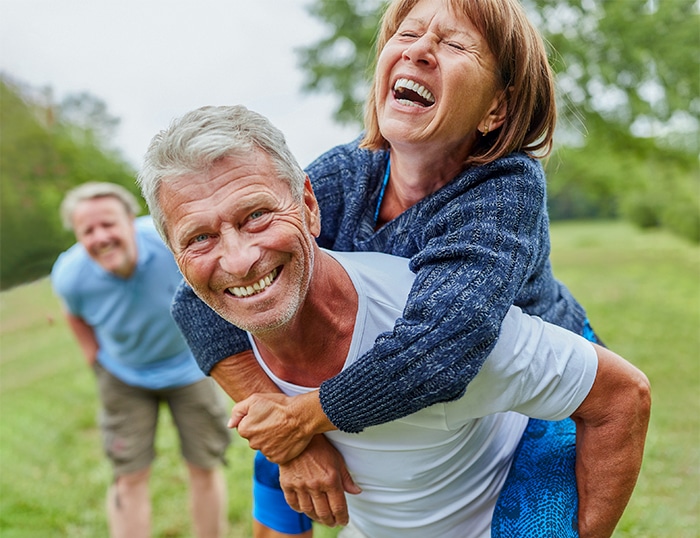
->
xmin=158 ymin=150 xmax=320 ymax=335
xmin=72 ymin=196 xmax=138 ymax=279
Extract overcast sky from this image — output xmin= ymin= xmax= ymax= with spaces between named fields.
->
xmin=0 ymin=0 xmax=359 ymax=169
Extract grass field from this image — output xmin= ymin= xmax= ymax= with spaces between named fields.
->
xmin=1 ymin=221 xmax=698 ymax=537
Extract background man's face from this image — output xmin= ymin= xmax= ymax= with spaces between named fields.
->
xmin=72 ymin=197 xmax=138 ymax=278
xmin=159 ymin=150 xmax=320 ymax=334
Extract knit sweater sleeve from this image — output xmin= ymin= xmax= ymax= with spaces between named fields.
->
xmin=319 ymin=156 xmax=549 ymax=433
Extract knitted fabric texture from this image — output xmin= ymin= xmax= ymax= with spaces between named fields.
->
xmin=171 ymin=137 xmax=587 ymax=433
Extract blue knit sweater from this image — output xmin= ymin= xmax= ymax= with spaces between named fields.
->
xmin=171 ymin=137 xmax=587 ymax=433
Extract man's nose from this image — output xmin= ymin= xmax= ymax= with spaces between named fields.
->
xmin=217 ymin=230 xmax=261 ymax=279
xmin=91 ymin=226 xmax=112 ymax=244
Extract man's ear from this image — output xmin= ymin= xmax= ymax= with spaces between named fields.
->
xmin=303 ymin=176 xmax=321 ymax=237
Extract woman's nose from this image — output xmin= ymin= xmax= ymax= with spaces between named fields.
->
xmin=402 ymin=34 xmax=436 ymax=67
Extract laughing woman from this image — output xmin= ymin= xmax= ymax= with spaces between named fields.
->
xmin=163 ymin=1 xmax=646 ymax=536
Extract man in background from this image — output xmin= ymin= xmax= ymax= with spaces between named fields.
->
xmin=51 ymin=182 xmax=231 ymax=538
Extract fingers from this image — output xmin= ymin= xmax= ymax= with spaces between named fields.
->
xmin=226 ymin=394 xmax=314 ymax=463
xmin=278 ymin=437 xmax=354 ymax=527
xmin=284 ymin=488 xmax=349 ymax=527
xmin=227 ymin=400 xmax=249 ymax=429
xmin=341 ymin=466 xmax=362 ymax=495
xmin=327 ymin=489 xmax=350 ymax=526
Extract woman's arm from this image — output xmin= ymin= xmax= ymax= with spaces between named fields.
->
xmin=170 ymin=281 xmax=252 ymax=375
xmin=172 ymin=153 xmax=574 ymax=434
xmin=320 ymin=155 xmax=564 ymax=432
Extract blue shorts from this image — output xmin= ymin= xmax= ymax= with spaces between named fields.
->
xmin=253 ymin=451 xmax=313 ymax=534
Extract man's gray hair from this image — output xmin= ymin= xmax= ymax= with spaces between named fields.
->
xmin=137 ymin=105 xmax=307 ymax=245
xmin=60 ymin=182 xmax=141 ymax=231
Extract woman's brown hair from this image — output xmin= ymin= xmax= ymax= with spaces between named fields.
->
xmin=361 ymin=0 xmax=557 ymax=166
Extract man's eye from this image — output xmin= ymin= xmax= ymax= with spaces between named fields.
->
xmin=249 ymin=210 xmax=265 ymax=220
xmin=192 ymin=233 xmax=210 ymax=243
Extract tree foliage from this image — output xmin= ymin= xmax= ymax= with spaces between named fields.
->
xmin=0 ymin=76 xmax=138 ymax=289
xmin=298 ymin=0 xmax=384 ymax=124
xmin=529 ymin=0 xmax=700 ymax=243
xmin=298 ymin=0 xmax=699 ymax=242
xmin=530 ymin=0 xmax=699 ymax=149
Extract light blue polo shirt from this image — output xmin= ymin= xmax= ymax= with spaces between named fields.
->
xmin=51 ymin=216 xmax=204 ymax=389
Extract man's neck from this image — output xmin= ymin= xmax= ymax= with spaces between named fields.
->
xmin=252 ymin=250 xmax=358 ymax=387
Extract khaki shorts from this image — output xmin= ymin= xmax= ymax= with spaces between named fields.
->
xmin=94 ymin=362 xmax=231 ymax=476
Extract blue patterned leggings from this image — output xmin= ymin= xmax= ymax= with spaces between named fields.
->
xmin=491 ymin=320 xmax=601 ymax=537
xmin=491 ymin=417 xmax=579 ymax=537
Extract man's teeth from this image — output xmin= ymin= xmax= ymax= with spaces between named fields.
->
xmin=228 ymin=268 xmax=278 ymax=298
xmin=394 ymin=78 xmax=435 ymax=107
xmin=96 ymin=244 xmax=116 ymax=255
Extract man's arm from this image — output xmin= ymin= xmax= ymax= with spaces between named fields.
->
xmin=572 ymin=344 xmax=651 ymax=538
xmin=230 ymin=340 xmax=652 ymax=536
xmin=210 ymin=350 xmax=280 ymax=398
xmin=64 ymin=311 xmax=99 ymax=366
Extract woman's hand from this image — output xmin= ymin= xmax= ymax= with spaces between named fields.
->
xmin=229 ymin=390 xmax=335 ymax=463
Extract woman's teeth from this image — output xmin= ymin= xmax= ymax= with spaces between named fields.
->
xmin=393 ymin=78 xmax=435 ymax=107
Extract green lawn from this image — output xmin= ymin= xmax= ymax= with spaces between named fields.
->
xmin=1 ymin=221 xmax=698 ymax=537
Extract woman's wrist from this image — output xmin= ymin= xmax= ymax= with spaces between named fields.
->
xmin=297 ymin=390 xmax=337 ymax=436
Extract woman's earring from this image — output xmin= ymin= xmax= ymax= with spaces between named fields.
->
xmin=482 ymin=125 xmax=489 ymax=136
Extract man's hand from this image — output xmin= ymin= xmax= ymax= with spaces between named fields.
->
xmin=229 ymin=389 xmax=361 ymax=525
xmin=279 ymin=435 xmax=361 ymax=527
xmin=229 ymin=391 xmax=334 ymax=463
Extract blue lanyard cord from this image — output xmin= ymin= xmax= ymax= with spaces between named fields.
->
xmin=374 ymin=154 xmax=391 ymax=224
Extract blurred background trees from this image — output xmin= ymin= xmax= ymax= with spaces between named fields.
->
xmin=0 ymin=76 xmax=136 ymax=290
xmin=298 ymin=0 xmax=699 ymax=240
xmin=1 ymin=0 xmax=698 ymax=289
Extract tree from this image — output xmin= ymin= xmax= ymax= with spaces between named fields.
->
xmin=298 ymin=0 xmax=385 ymax=124
xmin=532 ymin=0 xmax=699 ymax=240
xmin=57 ymin=91 xmax=121 ymax=148
xmin=298 ymin=0 xmax=700 ymax=241
xmin=0 ymin=76 xmax=137 ymax=289
xmin=527 ymin=0 xmax=699 ymax=152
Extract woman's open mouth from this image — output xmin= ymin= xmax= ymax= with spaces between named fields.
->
xmin=393 ymin=78 xmax=435 ymax=108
